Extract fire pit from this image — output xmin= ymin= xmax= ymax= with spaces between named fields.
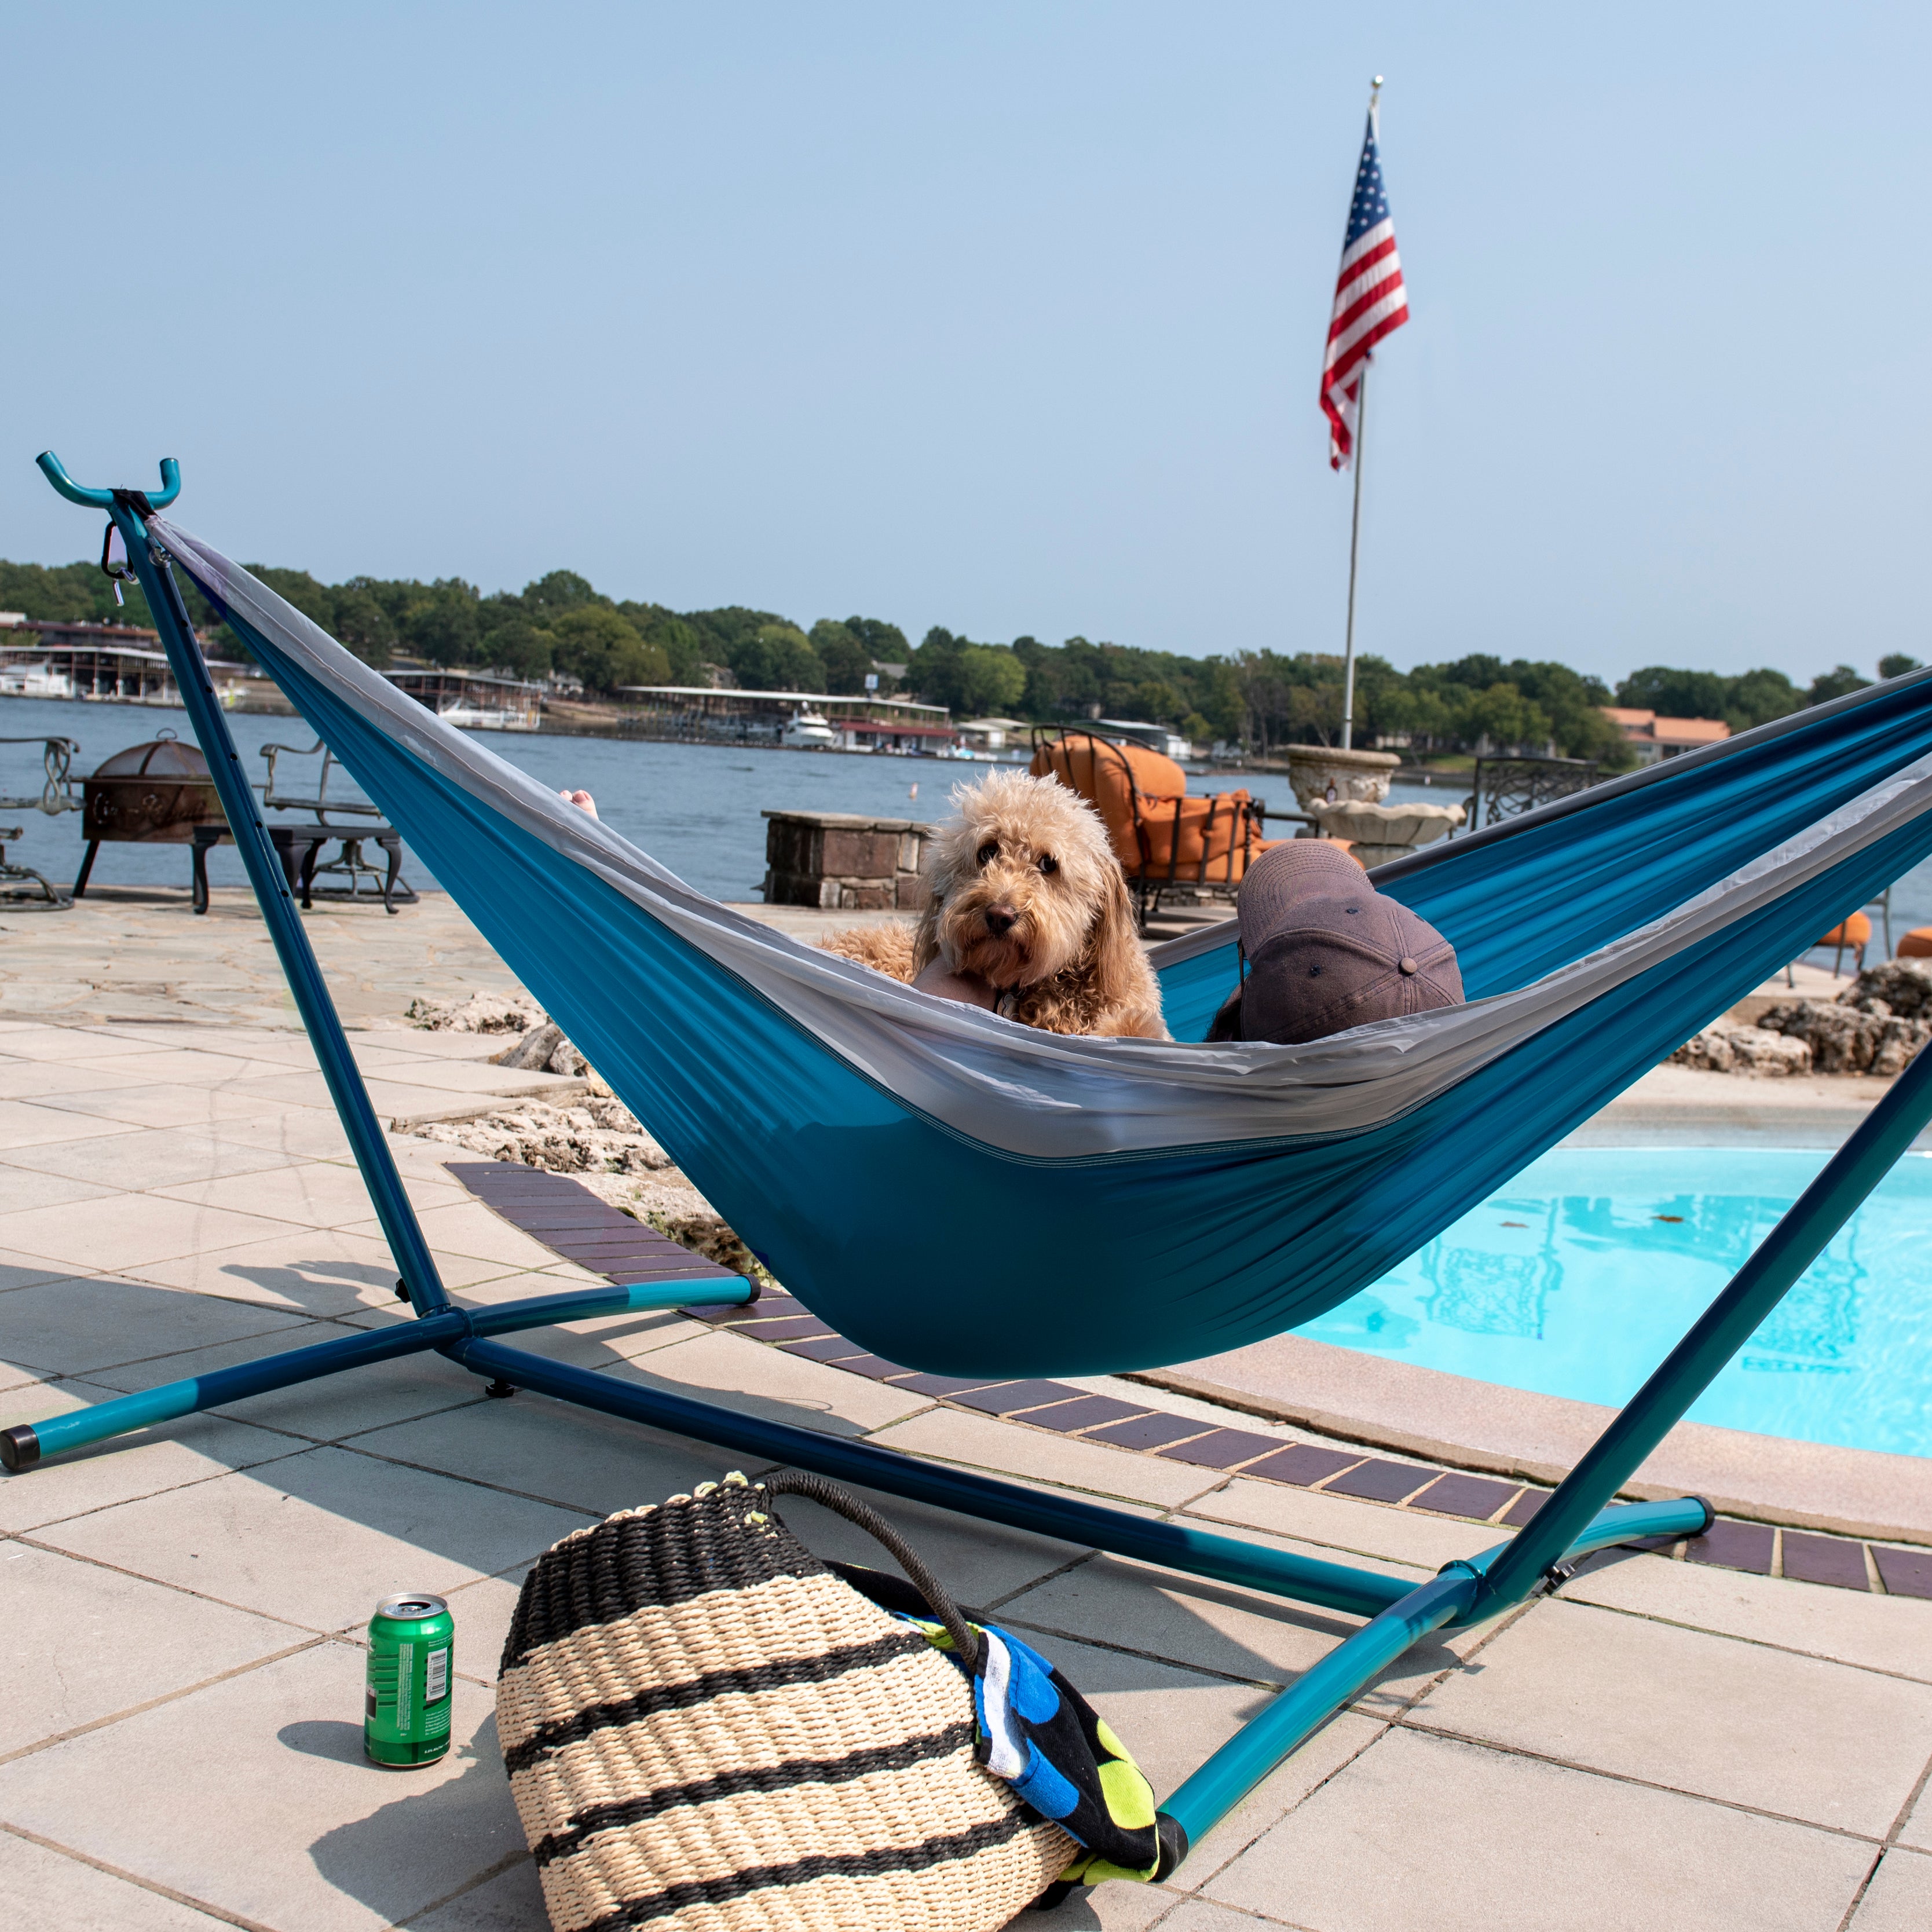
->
xmin=72 ymin=730 xmax=226 ymax=897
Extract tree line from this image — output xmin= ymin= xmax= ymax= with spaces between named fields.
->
xmin=1 ymin=553 xmax=1915 ymax=764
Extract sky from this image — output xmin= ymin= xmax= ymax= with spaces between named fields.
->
xmin=4 ymin=3 xmax=1927 ymax=687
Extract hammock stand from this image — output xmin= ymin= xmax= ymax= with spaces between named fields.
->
xmin=9 ymin=453 xmax=1930 ymax=1869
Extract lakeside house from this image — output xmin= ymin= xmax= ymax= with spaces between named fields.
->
xmin=1600 ymin=705 xmax=1731 ymax=763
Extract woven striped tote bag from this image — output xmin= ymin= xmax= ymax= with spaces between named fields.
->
xmin=497 ymin=1471 xmax=1074 ymax=1931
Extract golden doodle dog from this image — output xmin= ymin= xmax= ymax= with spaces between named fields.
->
xmin=822 ymin=770 xmax=1166 ymax=1038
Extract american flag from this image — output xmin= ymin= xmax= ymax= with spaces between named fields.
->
xmin=1321 ymin=103 xmax=1409 ymax=470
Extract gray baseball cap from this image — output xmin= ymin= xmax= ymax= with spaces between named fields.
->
xmin=1212 ymin=840 xmax=1463 ymax=1045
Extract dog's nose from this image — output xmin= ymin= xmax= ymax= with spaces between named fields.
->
xmin=984 ymin=905 xmax=1018 ymax=936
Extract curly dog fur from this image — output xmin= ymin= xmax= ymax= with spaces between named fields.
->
xmin=820 ymin=770 xmax=1165 ymax=1038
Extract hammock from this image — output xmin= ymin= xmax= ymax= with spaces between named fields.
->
xmin=149 ymin=518 xmax=1932 ymax=1378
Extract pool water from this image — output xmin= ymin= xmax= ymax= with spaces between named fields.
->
xmin=1305 ymin=1148 xmax=1932 ymax=1459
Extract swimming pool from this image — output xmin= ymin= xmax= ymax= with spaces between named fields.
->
xmin=1304 ymin=1148 xmax=1932 ymax=1459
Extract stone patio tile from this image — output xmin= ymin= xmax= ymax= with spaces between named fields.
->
xmin=86 ymin=1323 xmax=489 ymax=1439
xmin=1855 ymin=1852 xmax=1932 ymax=1930
xmin=1568 ymin=1545 xmax=1932 ymax=1681
xmin=431 ymin=1567 xmax=531 ymax=1688
xmin=1410 ymin=1596 xmax=1932 ymax=1835
xmin=0 ymin=1830 xmax=232 ymax=1929
xmin=151 ymin=1160 xmax=437 ymax=1226
xmin=0 ymin=1060 xmax=170 ymax=1102
xmin=597 ymin=1326 xmax=933 ymax=1435
xmin=1898 ymin=1772 xmax=1932 ymax=1853
xmin=0 ymin=1125 xmax=302 ymax=1189
xmin=0 ymin=1642 xmax=525 ymax=1932
xmin=35 ymin=1081 xmax=317 ymax=1128
xmin=762 ymin=1480 xmax=1086 ymax=1613
xmin=352 ymin=1200 xmax=566 ymax=1269
xmin=1139 ymin=1903 xmax=1272 ymax=1930
xmin=131 ymin=1227 xmax=521 ymax=1313
xmin=0 ymin=1166 xmax=120 ymax=1211
xmin=0 ymin=1194 xmax=296 ymax=1273
xmin=870 ymin=1407 xmax=1231 ymax=1509
xmin=1203 ymin=1728 xmax=1871 ymax=1932
xmin=0 ymin=1247 xmax=81 ymax=1294
xmin=225 ymin=1070 xmax=562 ymax=1121
xmin=0 ymin=1098 xmax=131 ymax=1149
xmin=341 ymin=1389 xmax=740 ymax=1524
xmin=400 ymin=1857 xmax=549 ymax=1930
xmin=64 ymin=1047 xmax=292 ymax=1084
xmin=214 ymin=1110 xmax=379 ymax=1160
xmin=34 ymin=1444 xmax=588 ymax=1630
xmin=0 ymin=1275 xmax=308 ymax=1378
xmin=0 ymin=1543 xmax=308 ymax=1756
xmin=0 ymin=1024 xmax=174 ymax=1061
xmin=1007 ymin=1876 xmax=1181 ymax=1929
xmin=1185 ymin=1476 xmax=1503 ymax=1571
xmin=1162 ymin=1712 xmax=1389 ymax=1899
xmin=0 ymin=1382 xmax=303 ymax=1534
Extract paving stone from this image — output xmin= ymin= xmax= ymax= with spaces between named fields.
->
xmin=1188 ymin=1476 xmax=1502 ymax=1571
xmin=1020 ymin=1394 xmax=1154 ymax=1433
xmin=778 ymin=1333 xmax=874 ymax=1363
xmin=599 ymin=1325 xmax=931 ymax=1435
xmin=0 ymin=1543 xmax=306 ymax=1755
xmin=1203 ymin=1727 xmax=1872 ymax=1932
xmin=156 ymin=1161 xmax=464 ymax=1224
xmin=814 ymin=1351 xmax=913 ymax=1380
xmin=430 ymin=1568 xmax=532 ymax=1688
xmin=1006 ymin=1872 xmax=1179 ymax=1928
xmin=1498 ymin=1487 xmax=1549 ymax=1527
xmin=1781 ymin=1529 xmax=1874 ymax=1590
xmin=1566 ymin=1545 xmax=1932 ymax=1681
xmin=0 ymin=1381 xmax=303 ymax=1535
xmin=1897 ymin=1772 xmax=1932 ymax=1853
xmin=0 ymin=1830 xmax=232 ymax=1928
xmin=1083 ymin=1411 xmax=1212 ymax=1451
xmin=1411 ymin=1596 xmax=1932 ymax=1834
xmin=0 ymin=1274 xmax=308 ymax=1378
xmin=34 ymin=1443 xmax=588 ymax=1631
xmin=950 ymin=1378 xmax=1083 ymax=1415
xmin=132 ymin=1227 xmax=519 ymax=1312
xmin=399 ymin=1857 xmax=548 ymax=1929
xmin=1320 ymin=1457 xmax=1441 ymax=1503
xmin=0 ymin=1097 xmax=132 ymax=1150
xmin=0 ymin=1643 xmax=524 ymax=1932
xmin=1853 ymin=1851 xmax=1932 ymax=1931
xmin=766 ymin=1480 xmax=1084 ymax=1613
xmin=1157 ymin=1429 xmax=1285 ymax=1470
xmin=1 ymin=1125 xmax=300 ymax=1190
xmin=870 ymin=1407 xmax=1227 ymax=1509
xmin=1686 ymin=1517 xmax=1776 ymax=1573
xmin=0 ymin=1247 xmax=79 ymax=1294
xmin=1408 ymin=1470 xmax=1521 ymax=1520
xmin=1875 ymin=1543 xmax=1932 ymax=1599
xmin=1237 ymin=1443 xmax=1364 ymax=1488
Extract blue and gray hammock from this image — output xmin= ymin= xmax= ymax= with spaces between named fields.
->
xmin=151 ymin=519 xmax=1932 ymax=1380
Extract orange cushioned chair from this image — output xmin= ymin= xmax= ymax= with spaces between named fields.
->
xmin=1031 ymin=729 xmax=1287 ymax=927
xmin=1817 ymin=912 xmax=1871 ymax=978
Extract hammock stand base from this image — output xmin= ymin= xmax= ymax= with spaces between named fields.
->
xmin=9 ymin=458 xmax=1930 ymax=1867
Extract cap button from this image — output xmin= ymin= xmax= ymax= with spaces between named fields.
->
xmin=1399 ymin=957 xmax=1418 ymax=975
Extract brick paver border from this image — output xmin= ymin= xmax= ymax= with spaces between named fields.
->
xmin=449 ymin=1161 xmax=1929 ymax=1600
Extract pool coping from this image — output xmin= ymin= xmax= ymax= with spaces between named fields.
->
xmin=1132 ymin=1333 xmax=1932 ymax=1547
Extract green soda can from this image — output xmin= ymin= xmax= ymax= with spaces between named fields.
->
xmin=364 ymin=1593 xmax=455 ymax=1767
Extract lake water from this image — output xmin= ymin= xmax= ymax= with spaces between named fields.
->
xmin=6 ymin=692 xmax=1930 ymax=942
xmin=1306 ymin=1147 xmax=1932 ymax=1457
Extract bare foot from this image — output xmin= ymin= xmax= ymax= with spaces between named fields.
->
xmin=912 ymin=958 xmax=997 ymax=1012
xmin=558 ymin=789 xmax=598 ymax=819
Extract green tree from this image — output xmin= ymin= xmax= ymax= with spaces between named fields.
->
xmin=956 ymin=644 xmax=1027 ymax=717
xmin=404 ymin=581 xmax=481 ymax=667
xmin=1808 ymin=664 xmax=1868 ymax=705
xmin=809 ymin=620 xmax=877 ymax=694
xmin=1879 ymin=653 xmax=1923 ymax=680
xmin=1614 ymin=667 xmax=1731 ymax=719
xmin=1722 ymin=668 xmax=1803 ymax=730
xmin=550 ymin=606 xmax=669 ymax=693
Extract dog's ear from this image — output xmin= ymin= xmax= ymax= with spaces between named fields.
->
xmin=912 ymin=897 xmax=943 ymax=972
xmin=1086 ymin=866 xmax=1145 ymax=1011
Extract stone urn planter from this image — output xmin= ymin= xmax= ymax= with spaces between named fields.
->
xmin=1286 ymin=745 xmax=1401 ymax=811
xmin=1305 ymin=798 xmax=1466 ymax=869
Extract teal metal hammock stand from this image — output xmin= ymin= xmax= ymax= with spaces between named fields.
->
xmin=10 ymin=452 xmax=1932 ymax=1873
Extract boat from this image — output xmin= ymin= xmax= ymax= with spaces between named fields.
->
xmin=436 ymin=697 xmax=539 ymax=733
xmin=0 ymin=661 xmax=76 ymax=700
xmin=780 ymin=709 xmax=839 ymax=750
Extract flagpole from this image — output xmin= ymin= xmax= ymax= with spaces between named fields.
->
xmin=1340 ymin=362 xmax=1367 ymax=750
xmin=1337 ymin=73 xmax=1381 ymax=753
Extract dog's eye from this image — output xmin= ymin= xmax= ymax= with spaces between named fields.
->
xmin=976 ymin=841 xmax=998 ymax=868
xmin=1038 ymin=854 xmax=1059 ymax=875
